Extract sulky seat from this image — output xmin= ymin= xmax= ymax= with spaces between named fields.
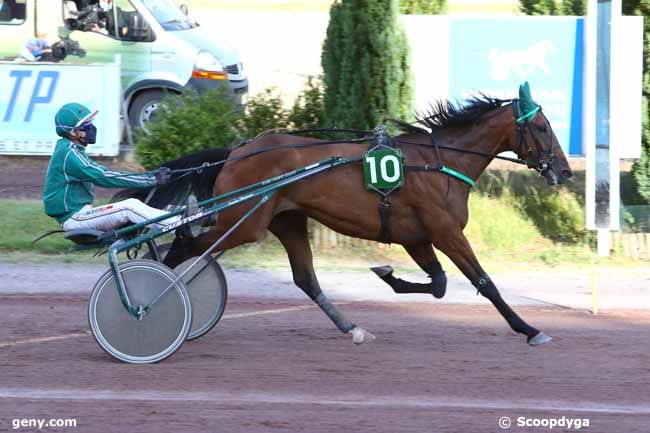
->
xmin=63 ymin=229 xmax=117 ymax=246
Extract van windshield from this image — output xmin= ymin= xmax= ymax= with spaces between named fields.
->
xmin=141 ymin=0 xmax=196 ymax=31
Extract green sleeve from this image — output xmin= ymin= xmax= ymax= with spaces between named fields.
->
xmin=65 ymin=147 xmax=156 ymax=189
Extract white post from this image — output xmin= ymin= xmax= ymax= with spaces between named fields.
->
xmin=597 ymin=228 xmax=611 ymax=257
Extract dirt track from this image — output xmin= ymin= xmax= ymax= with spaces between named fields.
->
xmin=2 ymin=292 xmax=650 ymax=433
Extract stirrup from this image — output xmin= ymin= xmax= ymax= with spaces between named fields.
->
xmin=176 ymin=195 xmax=202 ymax=239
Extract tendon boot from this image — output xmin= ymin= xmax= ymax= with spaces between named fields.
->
xmin=370 ymin=265 xmax=447 ymax=299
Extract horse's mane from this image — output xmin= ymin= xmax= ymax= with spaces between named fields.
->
xmin=393 ymin=94 xmax=509 ymax=135
xmin=111 ymin=147 xmax=231 ymax=208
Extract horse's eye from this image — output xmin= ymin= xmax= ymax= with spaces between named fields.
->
xmin=536 ymin=124 xmax=547 ymax=133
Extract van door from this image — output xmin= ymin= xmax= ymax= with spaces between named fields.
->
xmin=0 ymin=0 xmax=33 ymax=59
xmin=63 ymin=0 xmax=152 ymax=90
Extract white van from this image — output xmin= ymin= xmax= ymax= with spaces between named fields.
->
xmin=0 ymin=0 xmax=248 ymax=130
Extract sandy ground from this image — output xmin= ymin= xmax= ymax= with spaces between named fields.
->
xmin=1 ymin=261 xmax=650 ymax=433
xmin=1 ymin=295 xmax=650 ymax=433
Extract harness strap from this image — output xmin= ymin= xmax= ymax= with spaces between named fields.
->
xmin=404 ymin=164 xmax=475 ymax=187
xmin=441 ymin=166 xmax=475 ymax=187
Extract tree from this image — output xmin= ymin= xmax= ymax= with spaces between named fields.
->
xmin=561 ymin=0 xmax=586 ymax=15
xmin=321 ymin=0 xmax=414 ymax=130
xmin=400 ymin=0 xmax=446 ymax=14
xmin=519 ymin=0 xmax=583 ymax=15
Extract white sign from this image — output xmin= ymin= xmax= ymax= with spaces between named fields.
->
xmin=0 ymin=58 xmax=121 ymax=156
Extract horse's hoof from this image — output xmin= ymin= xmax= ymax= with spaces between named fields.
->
xmin=370 ymin=265 xmax=393 ymax=279
xmin=432 ymin=287 xmax=446 ymax=299
xmin=527 ymin=331 xmax=552 ymax=346
xmin=351 ymin=327 xmax=376 ymax=345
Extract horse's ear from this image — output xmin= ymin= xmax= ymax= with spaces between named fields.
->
xmin=519 ymin=81 xmax=536 ymax=112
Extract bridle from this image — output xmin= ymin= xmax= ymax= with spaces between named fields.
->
xmin=392 ymin=98 xmax=557 ymax=186
xmin=512 ymin=100 xmax=555 ymax=177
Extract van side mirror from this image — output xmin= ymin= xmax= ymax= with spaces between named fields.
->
xmin=128 ymin=13 xmax=151 ymax=41
xmin=180 ymin=4 xmax=189 ymax=16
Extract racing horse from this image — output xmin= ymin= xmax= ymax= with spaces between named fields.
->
xmin=126 ymin=82 xmax=573 ymax=346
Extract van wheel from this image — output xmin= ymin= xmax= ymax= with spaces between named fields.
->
xmin=129 ymin=90 xmax=179 ymax=132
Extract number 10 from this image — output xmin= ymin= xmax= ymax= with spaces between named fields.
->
xmin=365 ymin=155 xmax=401 ymax=184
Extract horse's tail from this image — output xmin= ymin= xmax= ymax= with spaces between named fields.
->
xmin=111 ymin=147 xmax=231 ymax=209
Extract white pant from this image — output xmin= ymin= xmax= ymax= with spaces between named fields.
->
xmin=62 ymin=198 xmax=181 ymax=232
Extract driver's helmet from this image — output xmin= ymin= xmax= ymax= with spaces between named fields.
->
xmin=54 ymin=102 xmax=98 ymax=138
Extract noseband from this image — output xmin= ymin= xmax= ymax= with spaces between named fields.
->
xmin=513 ymin=100 xmax=555 ymax=176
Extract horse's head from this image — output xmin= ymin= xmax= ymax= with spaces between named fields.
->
xmin=511 ymin=82 xmax=573 ymax=185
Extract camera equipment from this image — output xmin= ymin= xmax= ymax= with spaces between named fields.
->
xmin=68 ymin=4 xmax=106 ymax=32
xmin=51 ymin=37 xmax=87 ymax=60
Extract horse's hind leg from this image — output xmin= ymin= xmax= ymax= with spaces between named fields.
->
xmin=433 ymin=228 xmax=550 ymax=346
xmin=371 ymin=243 xmax=447 ymax=299
xmin=268 ymin=211 xmax=375 ymax=344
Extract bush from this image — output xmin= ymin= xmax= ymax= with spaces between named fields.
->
xmin=518 ymin=187 xmax=587 ymax=243
xmin=465 ymin=193 xmax=546 ymax=252
xmin=288 ymin=76 xmax=325 ymax=130
xmin=135 ymin=79 xmax=328 ymax=168
xmin=238 ymin=87 xmax=288 ymax=138
xmin=134 ymin=89 xmax=242 ymax=169
xmin=475 ymin=170 xmax=588 ymax=243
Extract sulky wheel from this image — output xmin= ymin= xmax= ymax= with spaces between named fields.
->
xmin=88 ymin=260 xmax=192 ymax=364
xmin=146 ymin=243 xmax=228 ymax=341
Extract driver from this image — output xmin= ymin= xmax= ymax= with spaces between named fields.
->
xmin=43 ymin=102 xmax=180 ymax=232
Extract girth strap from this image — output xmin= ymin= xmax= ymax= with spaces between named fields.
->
xmin=378 ymin=196 xmax=391 ymax=244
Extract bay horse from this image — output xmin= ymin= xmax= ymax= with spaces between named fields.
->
xmin=125 ymin=82 xmax=573 ymax=346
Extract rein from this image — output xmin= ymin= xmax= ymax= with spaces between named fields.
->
xmin=395 ymin=99 xmax=542 ymax=187
xmin=168 ymin=136 xmax=375 ymax=175
xmin=392 ymin=138 xmax=528 ymax=165
xmin=13 ymin=102 xmax=545 ymax=192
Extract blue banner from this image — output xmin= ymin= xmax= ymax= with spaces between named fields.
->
xmin=449 ymin=17 xmax=584 ymax=156
xmin=0 ymin=61 xmax=121 ymax=156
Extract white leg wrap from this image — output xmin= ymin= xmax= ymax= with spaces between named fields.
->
xmin=351 ymin=327 xmax=376 ymax=345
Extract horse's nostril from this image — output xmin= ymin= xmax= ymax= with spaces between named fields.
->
xmin=561 ymin=170 xmax=573 ymax=178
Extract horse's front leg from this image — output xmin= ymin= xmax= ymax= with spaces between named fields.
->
xmin=433 ymin=227 xmax=551 ymax=346
xmin=371 ymin=243 xmax=447 ymax=298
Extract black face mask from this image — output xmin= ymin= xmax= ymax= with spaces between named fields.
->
xmin=77 ymin=122 xmax=97 ymax=145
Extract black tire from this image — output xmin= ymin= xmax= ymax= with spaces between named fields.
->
xmin=128 ymin=90 xmax=177 ymax=132
xmin=145 ymin=243 xmax=228 ymax=341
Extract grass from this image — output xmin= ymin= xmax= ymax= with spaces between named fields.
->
xmin=1 ymin=198 xmax=644 ymax=273
xmin=0 ymin=200 xmax=70 ymax=253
